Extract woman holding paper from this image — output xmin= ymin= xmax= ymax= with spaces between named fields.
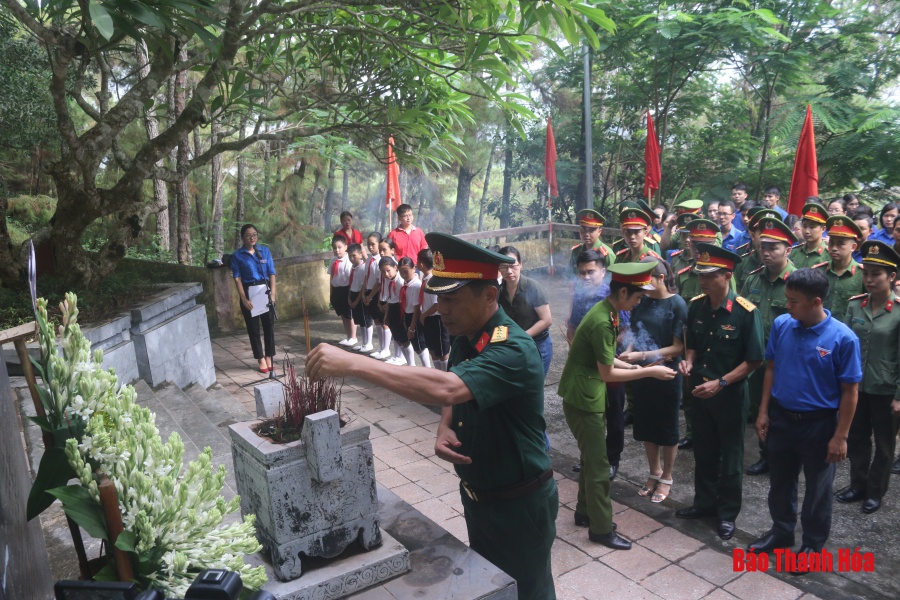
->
xmin=232 ymin=224 xmax=277 ymax=373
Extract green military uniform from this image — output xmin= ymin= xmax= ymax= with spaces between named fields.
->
xmin=669 ymin=229 xmax=723 ymax=251
xmin=569 ymin=240 xmax=613 ymax=274
xmin=814 ymin=260 xmax=864 ymax=320
xmin=425 ymin=232 xmax=558 ymax=600
xmin=790 ymin=239 xmax=829 ymax=269
xmin=733 ymin=244 xmax=759 ymax=289
xmin=670 ymin=249 xmax=691 ymax=273
xmin=614 ymin=244 xmax=661 ymax=264
xmin=686 ymin=289 xmax=765 ymax=520
xmin=842 ymin=241 xmax=900 ymax=503
xmin=612 ymin=237 xmax=662 ymax=256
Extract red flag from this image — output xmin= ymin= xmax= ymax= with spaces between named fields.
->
xmin=386 ymin=136 xmax=402 ymax=211
xmin=787 ymin=105 xmax=818 ymax=216
xmin=545 ymin=117 xmax=558 ymax=201
xmin=643 ymin=112 xmax=661 ymax=199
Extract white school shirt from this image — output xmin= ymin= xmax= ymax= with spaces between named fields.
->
xmin=402 ymin=275 xmax=422 ymax=314
xmin=363 ymin=256 xmax=380 ymax=291
xmin=420 ymin=273 xmax=440 ymax=314
xmin=328 ymin=254 xmax=351 ymax=287
xmin=348 ymin=262 xmax=366 ymax=293
xmin=381 ymin=272 xmax=403 ymax=303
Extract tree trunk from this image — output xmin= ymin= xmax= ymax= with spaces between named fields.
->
xmin=323 ymin=156 xmax=337 ymax=231
xmin=500 ymin=128 xmax=513 ymax=229
xmin=193 ymin=128 xmax=206 ymax=231
xmin=135 ymin=40 xmax=169 ymax=252
xmin=477 ymin=143 xmax=495 ymax=231
xmin=234 ymin=119 xmax=247 ymax=248
xmin=341 ymin=164 xmax=349 ymax=212
xmin=453 ymin=163 xmax=475 ymax=234
xmin=167 ymin=74 xmax=178 ymax=257
xmin=210 ymin=121 xmax=224 ymax=260
xmin=174 ymin=49 xmax=191 ymax=265
xmin=262 ymin=140 xmax=271 ymax=204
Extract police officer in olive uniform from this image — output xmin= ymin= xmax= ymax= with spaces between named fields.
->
xmin=676 ymin=244 xmax=765 ymax=540
xmin=614 ymin=208 xmax=662 ymax=265
xmin=569 ymin=209 xmax=613 ymax=274
xmin=741 ymin=217 xmax=798 ymax=476
xmin=669 ymin=213 xmax=701 ymax=275
xmin=307 ymin=232 xmax=558 ymax=599
xmin=838 ymin=241 xmax=900 ymax=515
xmin=813 ymin=215 xmax=864 ymax=319
xmin=676 ymin=219 xmax=724 ymax=302
xmin=560 ymin=262 xmax=676 ymax=550
xmin=733 ymin=207 xmax=783 ymax=289
xmin=612 ymin=200 xmax=663 ymax=255
xmin=790 ymin=202 xmax=829 ymax=269
xmin=661 ymin=199 xmax=721 ymax=252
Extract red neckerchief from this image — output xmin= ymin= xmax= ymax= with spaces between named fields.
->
xmin=330 ymin=258 xmax=339 ymax=278
xmin=400 ymin=281 xmax=409 ymax=313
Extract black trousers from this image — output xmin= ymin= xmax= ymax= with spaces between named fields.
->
xmin=848 ymin=392 xmax=900 ymax=499
xmin=767 ymin=403 xmax=836 ymax=550
xmin=240 ymin=286 xmax=275 ymax=359
xmin=606 ymin=382 xmax=625 ymax=467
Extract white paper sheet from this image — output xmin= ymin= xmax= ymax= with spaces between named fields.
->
xmin=248 ymin=284 xmax=270 ymax=317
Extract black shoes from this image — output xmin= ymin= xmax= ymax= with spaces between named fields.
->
xmin=623 ymin=412 xmax=634 ymax=426
xmin=574 ymin=512 xmax=590 ymax=527
xmin=609 ymin=464 xmax=619 ymax=481
xmin=835 ymin=488 xmax=865 ymax=504
xmin=747 ymin=530 xmax=794 ymax=554
xmin=589 ymin=530 xmax=632 ymax=550
xmin=572 ymin=463 xmax=581 ymax=473
xmin=675 ymin=506 xmax=716 ymax=520
xmin=677 ymin=438 xmax=693 ymax=450
xmin=892 ymin=456 xmax=900 ymax=475
xmin=862 ymin=498 xmax=882 ymax=514
xmin=717 ymin=520 xmax=736 ymax=540
xmin=789 ymin=545 xmax=819 ymax=576
xmin=745 ymin=459 xmax=769 ymax=475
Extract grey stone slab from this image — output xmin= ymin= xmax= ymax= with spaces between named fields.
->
xmin=100 ymin=339 xmax=139 ymax=386
xmin=132 ymin=304 xmax=216 ymax=388
xmin=130 ymin=282 xmax=203 ymax=325
xmin=255 ymin=530 xmax=409 ymax=600
xmin=255 ymin=381 xmax=285 ymax=418
xmin=155 ymin=384 xmax=231 ymax=458
xmin=302 ymin=410 xmax=343 ymax=483
xmin=82 ymin=313 xmax=132 ymax=348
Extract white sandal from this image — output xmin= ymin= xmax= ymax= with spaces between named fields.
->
xmin=638 ymin=474 xmax=661 ymax=497
xmin=651 ymin=478 xmax=673 ymax=503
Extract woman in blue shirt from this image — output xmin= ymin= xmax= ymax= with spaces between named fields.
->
xmin=231 ymin=224 xmax=277 ymax=373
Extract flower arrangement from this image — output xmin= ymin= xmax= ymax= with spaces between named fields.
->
xmin=27 ymin=293 xmax=266 ymax=596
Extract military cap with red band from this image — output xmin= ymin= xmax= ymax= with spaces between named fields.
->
xmin=675 ymin=199 xmax=704 ymax=215
xmin=693 ymin=242 xmax=741 ymax=274
xmin=424 ymin=232 xmax=513 ymax=294
xmin=576 ymin=209 xmax=605 ymax=227
xmin=608 ymin=262 xmax=656 ymax=290
xmin=801 ymin=202 xmax=828 ymax=224
xmin=826 ymin=215 xmax=862 ymax=240
xmin=757 ymin=216 xmax=797 ymax=244
xmin=619 ymin=208 xmax=653 ymax=229
xmin=685 ymin=218 xmax=720 ymax=239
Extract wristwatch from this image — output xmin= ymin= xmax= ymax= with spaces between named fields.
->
xmin=719 ymin=377 xmax=728 ymax=388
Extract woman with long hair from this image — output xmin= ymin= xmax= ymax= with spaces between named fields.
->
xmin=231 ymin=224 xmax=277 ymax=373
xmin=619 ymin=257 xmax=687 ymax=503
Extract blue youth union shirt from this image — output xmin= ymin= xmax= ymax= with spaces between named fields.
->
xmin=231 ymin=245 xmax=276 ymax=283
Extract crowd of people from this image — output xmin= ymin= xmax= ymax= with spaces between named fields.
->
xmin=233 ymin=189 xmax=900 ymax=596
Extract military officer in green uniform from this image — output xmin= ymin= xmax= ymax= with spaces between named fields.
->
xmin=733 ymin=207 xmax=782 ymax=288
xmin=740 ymin=217 xmax=797 ymax=476
xmin=813 ymin=215 xmax=864 ymax=319
xmin=790 ymin=202 xmax=829 ymax=269
xmin=307 ymin=232 xmax=558 ymax=599
xmin=838 ymin=241 xmax=900 ymax=515
xmin=676 ymin=244 xmax=764 ymax=540
xmin=614 ymin=207 xmax=662 ymax=264
xmin=569 ymin=209 xmax=613 ymax=274
xmin=560 ymin=262 xmax=676 ymax=550
xmin=661 ymin=199 xmax=722 ymax=252
xmin=612 ymin=200 xmax=662 ymax=255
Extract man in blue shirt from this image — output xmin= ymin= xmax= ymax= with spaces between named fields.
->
xmin=716 ymin=200 xmax=747 ymax=253
xmin=747 ymin=268 xmax=862 ymax=574
xmin=762 ymin=185 xmax=789 ymax=220
xmin=730 ymin=183 xmax=750 ymax=232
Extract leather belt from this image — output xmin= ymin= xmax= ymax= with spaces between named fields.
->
xmin=462 ymin=469 xmax=553 ymax=503
xmin=774 ymin=401 xmax=836 ymax=421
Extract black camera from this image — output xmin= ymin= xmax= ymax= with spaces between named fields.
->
xmin=55 ymin=569 xmax=275 ymax=600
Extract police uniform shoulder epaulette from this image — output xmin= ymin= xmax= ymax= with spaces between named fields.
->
xmin=848 ymin=293 xmax=868 ymax=302
xmin=690 ymin=294 xmax=706 ymax=302
xmin=741 ymin=250 xmax=754 ymax=258
xmin=616 ymin=247 xmax=629 ymax=255
xmin=598 ymin=245 xmax=609 ymax=257
xmin=677 ymin=265 xmax=692 ymax=275
xmin=737 ymin=243 xmax=750 ymax=252
xmin=490 ymin=326 xmax=508 ymax=343
xmin=736 ymin=296 xmax=756 ymax=312
xmin=749 ymin=265 xmax=765 ymax=274
xmin=648 ymin=250 xmax=662 ymax=259
xmin=671 ymin=249 xmax=683 ymax=257
xmin=811 ymin=261 xmax=829 ymax=268
xmin=571 ymin=243 xmax=581 ymax=251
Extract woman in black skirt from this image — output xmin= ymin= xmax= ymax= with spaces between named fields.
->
xmin=619 ymin=257 xmax=687 ymax=503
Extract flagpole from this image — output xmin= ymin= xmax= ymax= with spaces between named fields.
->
xmin=548 ymin=184 xmax=554 ymax=276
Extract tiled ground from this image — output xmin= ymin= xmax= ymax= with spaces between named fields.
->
xmin=210 ymin=313 xmax=822 ymax=600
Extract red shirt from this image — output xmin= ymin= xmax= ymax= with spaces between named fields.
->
xmin=333 ymin=228 xmax=363 ymax=247
xmin=387 ymin=226 xmax=427 ymax=262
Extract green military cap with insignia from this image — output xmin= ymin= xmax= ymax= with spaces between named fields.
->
xmin=748 ymin=207 xmax=782 ymax=229
xmin=676 ymin=212 xmax=700 ymax=231
xmin=693 ymin=242 xmax=741 ymax=274
xmin=801 ymin=202 xmax=828 ymax=224
xmin=757 ymin=216 xmax=797 ymax=245
xmin=674 ymin=199 xmax=704 ymax=215
xmin=859 ymin=240 xmax=900 ymax=271
xmin=619 ymin=206 xmax=654 ymax=230
xmin=424 ymin=232 xmax=513 ymax=294
xmin=684 ymin=218 xmax=720 ymax=240
xmin=826 ymin=215 xmax=862 ymax=240
xmin=620 ymin=199 xmax=655 ymax=216
xmin=576 ymin=209 xmax=605 ymax=227
xmin=609 ymin=261 xmax=656 ymax=290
